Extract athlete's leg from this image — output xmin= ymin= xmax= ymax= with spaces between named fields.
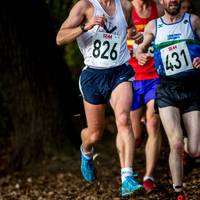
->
xmin=130 ymin=107 xmax=145 ymax=148
xmin=81 ymin=100 xmax=105 ymax=153
xmin=110 ymin=82 xmax=134 ymax=168
xmin=183 ymin=111 xmax=200 ymax=158
xmin=80 ymin=100 xmax=106 ymax=182
xmin=159 ymin=106 xmax=184 ymax=188
xmin=145 ymin=99 xmax=161 ymax=177
xmin=130 ymin=80 xmax=145 ymax=148
xmin=110 ymin=81 xmax=143 ymax=196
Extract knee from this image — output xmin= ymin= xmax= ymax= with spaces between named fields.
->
xmin=146 ymin=115 xmax=160 ymax=133
xmin=171 ymin=138 xmax=184 ymax=154
xmin=147 ymin=115 xmax=159 ymax=127
xmin=188 ymin=146 xmax=200 ymax=158
xmin=116 ymin=112 xmax=130 ymax=128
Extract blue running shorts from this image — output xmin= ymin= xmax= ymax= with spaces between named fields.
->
xmin=131 ymin=78 xmax=160 ymax=111
xmin=79 ymin=63 xmax=135 ymax=104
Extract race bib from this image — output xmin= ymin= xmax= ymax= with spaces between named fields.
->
xmin=160 ymin=41 xmax=193 ymax=76
xmin=89 ymin=32 xmax=121 ymax=66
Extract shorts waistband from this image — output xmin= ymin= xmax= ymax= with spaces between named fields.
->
xmin=84 ymin=63 xmax=129 ymax=73
xmin=160 ymin=76 xmax=200 ymax=86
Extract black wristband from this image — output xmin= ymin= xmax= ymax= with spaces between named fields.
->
xmin=80 ymin=23 xmax=87 ymax=32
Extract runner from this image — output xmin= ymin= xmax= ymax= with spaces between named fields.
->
xmin=56 ymin=0 xmax=142 ymax=197
xmin=127 ymin=0 xmax=163 ymax=193
xmin=136 ymin=0 xmax=200 ymax=199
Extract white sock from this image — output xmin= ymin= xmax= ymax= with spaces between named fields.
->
xmin=80 ymin=145 xmax=94 ymax=160
xmin=173 ymin=184 xmax=183 ymax=192
xmin=121 ymin=167 xmax=133 ymax=182
xmin=143 ymin=176 xmax=155 ymax=182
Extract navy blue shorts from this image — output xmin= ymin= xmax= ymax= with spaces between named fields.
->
xmin=131 ymin=78 xmax=160 ymax=111
xmin=79 ymin=63 xmax=135 ymax=104
xmin=155 ymin=78 xmax=200 ymax=114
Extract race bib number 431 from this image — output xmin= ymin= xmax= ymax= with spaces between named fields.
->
xmin=161 ymin=41 xmax=193 ymax=76
xmin=90 ymin=32 xmax=121 ymax=66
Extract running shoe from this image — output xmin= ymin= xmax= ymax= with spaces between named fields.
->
xmin=143 ymin=178 xmax=157 ymax=193
xmin=80 ymin=147 xmax=96 ymax=182
xmin=121 ymin=176 xmax=143 ymax=197
xmin=175 ymin=192 xmax=187 ymax=200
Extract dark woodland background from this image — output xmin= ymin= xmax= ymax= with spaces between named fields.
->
xmin=0 ymin=0 xmax=199 ymax=174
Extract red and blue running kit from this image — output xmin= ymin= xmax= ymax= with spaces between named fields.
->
xmin=127 ymin=1 xmax=160 ymax=110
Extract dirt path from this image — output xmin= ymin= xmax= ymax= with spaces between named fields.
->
xmin=0 ymin=132 xmax=199 ymax=200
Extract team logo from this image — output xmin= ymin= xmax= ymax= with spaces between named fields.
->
xmin=158 ymin=24 xmax=164 ymax=28
xmin=103 ymin=22 xmax=117 ymax=33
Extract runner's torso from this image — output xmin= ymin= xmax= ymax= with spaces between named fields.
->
xmin=77 ymin=0 xmax=130 ymax=69
xmin=127 ymin=1 xmax=159 ymax=80
xmin=154 ymin=13 xmax=200 ymax=80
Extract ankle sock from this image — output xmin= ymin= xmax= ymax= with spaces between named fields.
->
xmin=143 ymin=176 xmax=155 ymax=182
xmin=80 ymin=145 xmax=94 ymax=160
xmin=121 ymin=167 xmax=133 ymax=182
xmin=173 ymin=184 xmax=183 ymax=192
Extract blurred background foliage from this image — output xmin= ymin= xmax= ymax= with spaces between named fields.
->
xmin=46 ymin=0 xmax=83 ymax=81
xmin=0 ymin=0 xmax=83 ymax=172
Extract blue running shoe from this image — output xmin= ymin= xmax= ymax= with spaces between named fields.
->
xmin=80 ymin=146 xmax=96 ymax=182
xmin=121 ymin=176 xmax=143 ymax=197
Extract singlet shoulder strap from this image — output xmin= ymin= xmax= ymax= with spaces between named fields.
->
xmin=89 ymin=0 xmax=107 ymax=15
xmin=115 ymin=0 xmax=127 ymax=26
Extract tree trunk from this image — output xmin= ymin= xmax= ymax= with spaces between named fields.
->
xmin=0 ymin=0 xmax=82 ymax=172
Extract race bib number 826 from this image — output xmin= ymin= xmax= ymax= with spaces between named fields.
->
xmin=90 ymin=32 xmax=120 ymax=66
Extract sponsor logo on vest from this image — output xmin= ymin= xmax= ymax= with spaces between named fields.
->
xmin=167 ymin=33 xmax=181 ymax=40
xmin=168 ymin=45 xmax=177 ymax=51
xmin=103 ymin=34 xmax=112 ymax=39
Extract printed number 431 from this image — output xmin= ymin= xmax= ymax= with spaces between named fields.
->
xmin=166 ymin=49 xmax=189 ymax=71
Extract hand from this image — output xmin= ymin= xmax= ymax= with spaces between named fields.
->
xmin=193 ymin=57 xmax=200 ymax=69
xmin=85 ymin=15 xmax=106 ymax=30
xmin=136 ymin=52 xmax=149 ymax=66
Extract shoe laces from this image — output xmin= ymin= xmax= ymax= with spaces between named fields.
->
xmin=126 ymin=176 xmax=137 ymax=183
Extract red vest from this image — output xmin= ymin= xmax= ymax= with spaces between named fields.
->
xmin=127 ymin=1 xmax=159 ymax=80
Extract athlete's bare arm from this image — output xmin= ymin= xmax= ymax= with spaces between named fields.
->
xmin=56 ymin=0 xmax=105 ymax=45
xmin=191 ymin=14 xmax=200 ymax=68
xmin=136 ymin=20 xmax=155 ymax=65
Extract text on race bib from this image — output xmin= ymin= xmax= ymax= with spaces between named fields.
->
xmin=90 ymin=32 xmax=121 ymax=66
xmin=161 ymin=41 xmax=193 ymax=76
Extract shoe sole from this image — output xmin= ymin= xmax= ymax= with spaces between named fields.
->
xmin=122 ymin=185 xmax=143 ymax=197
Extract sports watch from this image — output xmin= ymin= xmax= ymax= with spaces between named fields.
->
xmin=80 ymin=23 xmax=87 ymax=32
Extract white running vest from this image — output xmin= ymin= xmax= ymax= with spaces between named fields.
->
xmin=76 ymin=0 xmax=130 ymax=69
xmin=154 ymin=13 xmax=199 ymax=77
xmin=154 ymin=13 xmax=195 ymax=45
